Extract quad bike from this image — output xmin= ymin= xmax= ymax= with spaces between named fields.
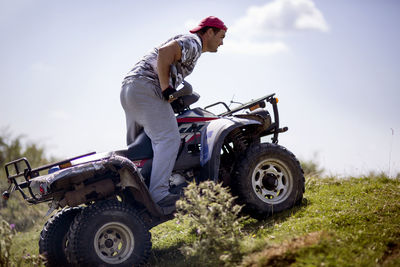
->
xmin=2 ymin=82 xmax=304 ymax=266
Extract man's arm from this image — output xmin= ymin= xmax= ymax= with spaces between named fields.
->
xmin=157 ymin=40 xmax=182 ymax=92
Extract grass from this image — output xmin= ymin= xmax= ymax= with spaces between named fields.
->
xmin=147 ymin=175 xmax=400 ymax=266
xmin=238 ymin=176 xmax=400 ymax=267
xmin=6 ymin=175 xmax=400 ymax=266
xmin=10 ymin=220 xmax=46 ymax=259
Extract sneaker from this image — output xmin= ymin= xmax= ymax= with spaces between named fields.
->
xmin=157 ymin=193 xmax=180 ymax=208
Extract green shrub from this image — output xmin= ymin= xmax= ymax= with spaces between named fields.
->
xmin=300 ymin=158 xmax=324 ymax=177
xmin=0 ymin=219 xmax=14 ymax=267
xmin=0 ymin=197 xmax=48 ymax=232
xmin=175 ymin=181 xmax=246 ymax=266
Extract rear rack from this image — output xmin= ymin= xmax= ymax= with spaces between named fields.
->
xmin=4 ymin=152 xmax=95 ymax=202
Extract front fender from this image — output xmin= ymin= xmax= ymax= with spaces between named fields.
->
xmin=200 ymin=117 xmax=261 ymax=182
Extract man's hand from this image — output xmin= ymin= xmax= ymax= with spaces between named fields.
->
xmin=162 ymin=86 xmax=177 ymax=102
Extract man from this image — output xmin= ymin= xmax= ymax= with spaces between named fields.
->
xmin=120 ymin=16 xmax=227 ymax=213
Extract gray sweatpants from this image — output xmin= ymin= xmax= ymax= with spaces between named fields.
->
xmin=120 ymin=77 xmax=180 ymax=203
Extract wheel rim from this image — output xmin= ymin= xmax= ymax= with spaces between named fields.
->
xmin=94 ymin=222 xmax=134 ymax=264
xmin=251 ymin=159 xmax=293 ymax=204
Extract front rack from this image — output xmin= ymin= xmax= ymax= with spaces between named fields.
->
xmin=204 ymin=93 xmax=275 ymax=116
xmin=205 ymin=93 xmax=285 ymax=143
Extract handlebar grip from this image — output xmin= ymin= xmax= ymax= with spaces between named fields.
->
xmin=171 ymin=81 xmax=193 ymax=99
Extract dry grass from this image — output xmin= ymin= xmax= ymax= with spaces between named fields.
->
xmin=240 ymin=231 xmax=328 ymax=267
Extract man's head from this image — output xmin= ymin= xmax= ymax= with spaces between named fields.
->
xmin=190 ymin=16 xmax=227 ymax=53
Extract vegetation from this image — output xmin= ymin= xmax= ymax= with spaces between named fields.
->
xmin=300 ymin=158 xmax=325 ymax=177
xmin=0 ymin=219 xmax=46 ymax=267
xmin=175 ymin=181 xmax=246 ymax=266
xmin=0 ymin=219 xmax=14 ymax=267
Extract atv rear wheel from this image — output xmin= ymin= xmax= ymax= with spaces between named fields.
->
xmin=233 ymin=143 xmax=304 ymax=218
xmin=39 ymin=207 xmax=83 ymax=266
xmin=66 ymin=200 xmax=151 ymax=266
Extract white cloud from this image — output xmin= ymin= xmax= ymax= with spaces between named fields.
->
xmin=184 ymin=19 xmax=198 ymax=31
xmin=221 ymin=40 xmax=289 ymax=56
xmin=183 ymin=0 xmax=328 ymax=56
xmin=230 ymin=0 xmax=329 ymax=39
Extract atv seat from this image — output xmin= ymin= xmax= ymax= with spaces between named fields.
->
xmin=124 ymin=131 xmax=153 ymax=161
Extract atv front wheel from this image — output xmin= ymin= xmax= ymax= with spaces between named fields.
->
xmin=39 ymin=207 xmax=83 ymax=266
xmin=66 ymin=200 xmax=151 ymax=266
xmin=233 ymin=143 xmax=304 ymax=218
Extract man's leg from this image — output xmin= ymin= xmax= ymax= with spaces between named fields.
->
xmin=121 ymin=79 xmax=143 ymax=145
xmin=120 ymin=78 xmax=180 ymax=203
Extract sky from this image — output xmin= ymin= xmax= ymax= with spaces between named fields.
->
xmin=0 ymin=0 xmax=399 ymax=177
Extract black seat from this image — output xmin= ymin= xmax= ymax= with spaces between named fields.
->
xmin=126 ymin=131 xmax=153 ymax=160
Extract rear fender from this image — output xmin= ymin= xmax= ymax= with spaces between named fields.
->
xmin=200 ymin=117 xmax=261 ymax=182
xmin=84 ymin=155 xmax=164 ymax=217
xmin=114 ymin=156 xmax=163 ymax=216
xmin=32 ymin=154 xmax=164 ymax=217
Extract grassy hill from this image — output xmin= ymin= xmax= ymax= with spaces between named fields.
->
xmin=5 ymin=174 xmax=400 ymax=266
